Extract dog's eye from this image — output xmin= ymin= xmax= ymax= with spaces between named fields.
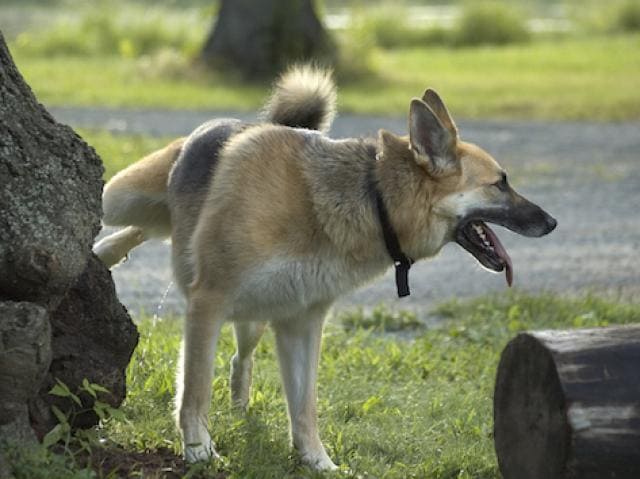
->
xmin=493 ymin=173 xmax=509 ymax=192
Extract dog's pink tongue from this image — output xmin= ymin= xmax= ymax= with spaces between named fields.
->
xmin=483 ymin=224 xmax=514 ymax=287
xmin=503 ymin=252 xmax=514 ymax=287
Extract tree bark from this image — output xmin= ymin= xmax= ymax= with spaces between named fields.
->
xmin=0 ymin=34 xmax=101 ymax=309
xmin=494 ymin=326 xmax=640 ymax=479
xmin=29 ymin=255 xmax=138 ymax=436
xmin=0 ymin=302 xmax=51 ymax=442
xmin=200 ymin=0 xmax=334 ymax=78
xmin=0 ymin=30 xmax=138 ymax=468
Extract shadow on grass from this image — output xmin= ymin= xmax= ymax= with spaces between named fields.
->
xmin=218 ymin=408 xmax=316 ymax=478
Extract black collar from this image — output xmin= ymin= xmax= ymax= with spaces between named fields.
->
xmin=370 ymin=157 xmax=414 ymax=298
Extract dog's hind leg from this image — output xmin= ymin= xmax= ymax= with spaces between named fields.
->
xmin=175 ymin=287 xmax=225 ymax=463
xmin=272 ymin=306 xmax=337 ymax=471
xmin=95 ymin=138 xmax=184 ymax=268
xmin=230 ymin=321 xmax=267 ymax=409
xmin=93 ymin=226 xmax=146 ymax=268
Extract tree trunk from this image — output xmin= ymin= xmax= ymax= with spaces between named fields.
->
xmin=29 ymin=255 xmax=139 ymax=436
xmin=200 ymin=0 xmax=334 ymax=78
xmin=0 ymin=31 xmax=138 ymax=471
xmin=494 ymin=326 xmax=640 ymax=479
xmin=0 ymin=303 xmax=51 ymax=448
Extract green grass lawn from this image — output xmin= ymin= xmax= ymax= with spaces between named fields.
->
xmin=13 ymin=34 xmax=640 ymax=121
xmin=8 ymin=292 xmax=640 ymax=478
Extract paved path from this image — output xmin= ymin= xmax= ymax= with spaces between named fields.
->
xmin=50 ymin=107 xmax=640 ymax=318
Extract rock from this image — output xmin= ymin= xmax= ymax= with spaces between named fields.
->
xmin=30 ymin=255 xmax=139 ymax=435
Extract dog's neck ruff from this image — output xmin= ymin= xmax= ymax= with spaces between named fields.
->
xmin=371 ymin=153 xmax=414 ymax=298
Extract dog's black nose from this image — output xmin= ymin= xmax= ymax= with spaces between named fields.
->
xmin=545 ymin=215 xmax=557 ymax=234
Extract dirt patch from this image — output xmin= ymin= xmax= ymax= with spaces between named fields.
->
xmin=74 ymin=444 xmax=226 ymax=478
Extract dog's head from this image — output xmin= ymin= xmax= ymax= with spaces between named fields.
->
xmin=378 ymin=89 xmax=556 ymax=286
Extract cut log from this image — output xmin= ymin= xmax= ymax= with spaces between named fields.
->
xmin=494 ymin=325 xmax=640 ymax=479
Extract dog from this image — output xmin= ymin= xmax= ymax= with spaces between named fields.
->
xmin=94 ymin=65 xmax=556 ymax=471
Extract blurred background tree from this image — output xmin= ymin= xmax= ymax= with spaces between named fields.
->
xmin=200 ymin=0 xmax=334 ymax=78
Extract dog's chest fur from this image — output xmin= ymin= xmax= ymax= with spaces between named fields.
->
xmin=227 ymin=251 xmax=386 ymax=321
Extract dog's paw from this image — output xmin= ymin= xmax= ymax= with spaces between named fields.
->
xmin=184 ymin=439 xmax=219 ymax=464
xmin=300 ymin=450 xmax=338 ymax=471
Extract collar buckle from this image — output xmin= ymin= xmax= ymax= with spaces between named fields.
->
xmin=373 ymin=187 xmax=414 ymax=298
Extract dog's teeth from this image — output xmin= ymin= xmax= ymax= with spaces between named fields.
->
xmin=473 ymin=223 xmax=494 ymax=250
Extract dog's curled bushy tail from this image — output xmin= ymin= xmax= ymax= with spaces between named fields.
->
xmin=261 ymin=64 xmax=337 ymax=133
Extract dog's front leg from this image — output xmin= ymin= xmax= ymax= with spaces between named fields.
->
xmin=272 ymin=306 xmax=337 ymax=471
xmin=175 ymin=288 xmax=224 ymax=463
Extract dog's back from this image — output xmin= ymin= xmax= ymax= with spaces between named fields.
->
xmin=94 ymin=65 xmax=337 ymax=268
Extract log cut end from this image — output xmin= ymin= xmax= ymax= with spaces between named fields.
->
xmin=495 ymin=325 xmax=640 ymax=479
xmin=494 ymin=333 xmax=569 ymax=479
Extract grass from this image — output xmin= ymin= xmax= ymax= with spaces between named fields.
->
xmin=8 ymin=292 xmax=640 ymax=478
xmin=615 ymin=0 xmax=640 ymax=31
xmin=79 ymin=130 xmax=172 ymax=180
xmin=8 ymin=1 xmax=208 ymax=58
xmin=358 ymin=34 xmax=640 ymax=120
xmin=452 ymin=2 xmax=530 ymax=47
xmin=12 ymin=33 xmax=640 ymax=121
xmin=570 ymin=0 xmax=640 ymax=34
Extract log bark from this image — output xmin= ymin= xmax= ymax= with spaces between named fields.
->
xmin=494 ymin=325 xmax=640 ymax=479
xmin=200 ymin=0 xmax=334 ymax=78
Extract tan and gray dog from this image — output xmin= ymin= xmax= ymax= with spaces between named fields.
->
xmin=95 ymin=65 xmax=556 ymax=470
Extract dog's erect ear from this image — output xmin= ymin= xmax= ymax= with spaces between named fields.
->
xmin=422 ymin=89 xmax=458 ymax=139
xmin=409 ymin=99 xmax=458 ymax=175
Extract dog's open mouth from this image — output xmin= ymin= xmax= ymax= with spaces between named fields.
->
xmin=455 ymin=221 xmax=513 ymax=287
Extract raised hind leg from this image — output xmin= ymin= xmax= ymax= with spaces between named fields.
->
xmin=93 ymin=226 xmax=146 ymax=268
